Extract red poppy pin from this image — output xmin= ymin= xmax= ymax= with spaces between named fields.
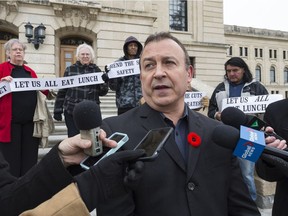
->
xmin=187 ymin=132 xmax=201 ymax=147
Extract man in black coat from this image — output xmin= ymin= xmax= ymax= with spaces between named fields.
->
xmin=96 ymin=32 xmax=260 ymax=216
xmin=256 ymin=99 xmax=288 ymax=216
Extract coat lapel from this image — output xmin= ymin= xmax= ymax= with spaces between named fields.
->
xmin=139 ymin=104 xmax=186 ymax=171
xmin=186 ymin=110 xmax=206 ymax=180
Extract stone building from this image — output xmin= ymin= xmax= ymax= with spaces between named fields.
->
xmin=1 ymin=0 xmax=286 ymax=209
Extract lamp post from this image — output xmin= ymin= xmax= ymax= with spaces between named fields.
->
xmin=24 ymin=22 xmax=46 ymax=50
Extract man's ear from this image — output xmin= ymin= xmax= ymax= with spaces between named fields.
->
xmin=187 ymin=65 xmax=193 ymax=81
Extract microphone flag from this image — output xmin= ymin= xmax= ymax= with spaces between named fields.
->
xmin=233 ymin=125 xmax=266 ymax=162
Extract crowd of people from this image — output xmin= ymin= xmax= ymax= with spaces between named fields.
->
xmin=0 ymin=33 xmax=287 ymax=216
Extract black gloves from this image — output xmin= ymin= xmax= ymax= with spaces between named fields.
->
xmin=74 ymin=149 xmax=145 ymax=211
xmin=104 ymin=65 xmax=109 ymax=73
xmin=260 ymin=153 xmax=288 ymax=177
xmin=101 ymin=65 xmax=110 ymax=83
xmin=53 ymin=113 xmax=62 ymax=121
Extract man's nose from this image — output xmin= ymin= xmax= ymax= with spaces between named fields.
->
xmin=154 ymin=65 xmax=166 ymax=78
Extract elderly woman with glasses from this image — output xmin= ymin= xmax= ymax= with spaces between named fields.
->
xmin=0 ymin=38 xmax=48 ymax=177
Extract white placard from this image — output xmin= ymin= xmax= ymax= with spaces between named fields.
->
xmin=221 ymin=94 xmax=283 ymax=113
xmin=184 ymin=92 xmax=207 ymax=109
xmin=107 ymin=59 xmax=140 ymax=79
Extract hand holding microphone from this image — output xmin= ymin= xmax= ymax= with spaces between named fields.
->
xmin=212 ymin=125 xmax=288 ymax=174
xmin=264 ymin=126 xmax=287 ymax=149
xmin=221 ymin=107 xmax=284 ymax=140
xmin=73 ymin=100 xmax=103 ymax=156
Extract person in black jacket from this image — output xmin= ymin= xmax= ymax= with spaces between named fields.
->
xmin=108 ymin=36 xmax=143 ymax=115
xmin=96 ymin=32 xmax=260 ymax=216
xmin=207 ymin=57 xmax=268 ymax=202
xmin=0 ymin=133 xmax=145 ymax=216
xmin=256 ymin=99 xmax=288 ymax=216
xmin=53 ymin=43 xmax=108 ymax=137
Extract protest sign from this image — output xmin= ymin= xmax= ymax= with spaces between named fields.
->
xmin=221 ymin=94 xmax=283 ymax=114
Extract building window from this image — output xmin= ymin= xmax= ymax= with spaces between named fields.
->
xmin=284 ymin=50 xmax=287 ymax=60
xmin=259 ymin=48 xmax=263 ymax=57
xmin=269 ymin=49 xmax=272 ymax=58
xmin=255 ymin=48 xmax=263 ymax=58
xmin=284 ymin=67 xmax=288 ymax=83
xmin=285 ymin=91 xmax=288 ymax=99
xmin=270 ymin=66 xmax=276 ymax=83
xmin=255 ymin=65 xmax=261 ymax=82
xmin=239 ymin=47 xmax=248 ymax=57
xmin=169 ymin=0 xmax=187 ymax=31
xmin=269 ymin=49 xmax=277 ymax=59
xmin=227 ymin=46 xmax=232 ymax=56
xmin=255 ymin=48 xmax=258 ymax=58
xmin=245 ymin=47 xmax=248 ymax=57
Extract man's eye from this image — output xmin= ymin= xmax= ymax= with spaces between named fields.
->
xmin=144 ymin=63 xmax=154 ymax=69
xmin=165 ymin=60 xmax=176 ymax=66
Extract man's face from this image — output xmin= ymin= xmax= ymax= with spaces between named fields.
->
xmin=127 ymin=42 xmax=138 ymax=58
xmin=226 ymin=65 xmax=245 ymax=84
xmin=79 ymin=47 xmax=92 ymax=65
xmin=9 ymin=43 xmax=25 ymax=65
xmin=140 ymin=38 xmax=192 ymax=111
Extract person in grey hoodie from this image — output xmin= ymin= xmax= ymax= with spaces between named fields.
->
xmin=108 ymin=36 xmax=143 ymax=115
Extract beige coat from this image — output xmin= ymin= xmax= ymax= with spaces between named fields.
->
xmin=33 ymin=91 xmax=54 ymax=148
xmin=20 ymin=183 xmax=90 ymax=216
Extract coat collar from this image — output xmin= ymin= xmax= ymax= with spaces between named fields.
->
xmin=138 ymin=103 xmax=205 ymax=178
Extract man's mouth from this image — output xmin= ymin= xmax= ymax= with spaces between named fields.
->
xmin=154 ymin=85 xmax=169 ymax=90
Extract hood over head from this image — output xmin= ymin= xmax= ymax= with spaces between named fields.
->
xmin=123 ymin=36 xmax=143 ymax=59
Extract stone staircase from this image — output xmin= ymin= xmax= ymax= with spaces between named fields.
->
xmin=39 ymin=90 xmax=117 ymax=156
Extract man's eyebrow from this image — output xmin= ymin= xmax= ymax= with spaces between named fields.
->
xmin=142 ymin=56 xmax=176 ymax=61
xmin=142 ymin=57 xmax=154 ymax=62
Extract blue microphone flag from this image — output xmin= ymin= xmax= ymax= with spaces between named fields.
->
xmin=233 ymin=126 xmax=266 ymax=162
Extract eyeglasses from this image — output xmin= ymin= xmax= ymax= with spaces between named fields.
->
xmin=80 ymin=53 xmax=90 ymax=56
xmin=11 ymin=48 xmax=24 ymax=52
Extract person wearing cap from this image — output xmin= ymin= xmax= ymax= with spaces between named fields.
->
xmin=107 ymin=36 xmax=143 ymax=115
xmin=207 ymin=57 xmax=268 ymax=202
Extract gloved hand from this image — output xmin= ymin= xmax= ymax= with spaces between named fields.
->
xmin=101 ymin=65 xmax=110 ymax=83
xmin=74 ymin=149 xmax=145 ymax=211
xmin=260 ymin=153 xmax=288 ymax=178
xmin=53 ymin=113 xmax=62 ymax=121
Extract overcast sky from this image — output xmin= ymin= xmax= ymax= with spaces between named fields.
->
xmin=223 ymin=0 xmax=288 ymax=32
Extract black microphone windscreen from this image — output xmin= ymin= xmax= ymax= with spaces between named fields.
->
xmin=212 ymin=124 xmax=240 ymax=150
xmin=221 ymin=107 xmax=247 ymax=130
xmin=73 ymin=100 xmax=102 ymax=130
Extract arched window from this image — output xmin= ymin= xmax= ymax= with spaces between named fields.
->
xmin=270 ymin=66 xmax=276 ymax=83
xmin=255 ymin=65 xmax=261 ymax=82
xmin=284 ymin=67 xmax=288 ymax=83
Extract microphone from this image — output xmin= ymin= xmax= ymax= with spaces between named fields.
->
xmin=73 ymin=100 xmax=103 ymax=156
xmin=212 ymin=124 xmax=288 ymax=162
xmin=221 ymin=107 xmax=283 ymax=140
